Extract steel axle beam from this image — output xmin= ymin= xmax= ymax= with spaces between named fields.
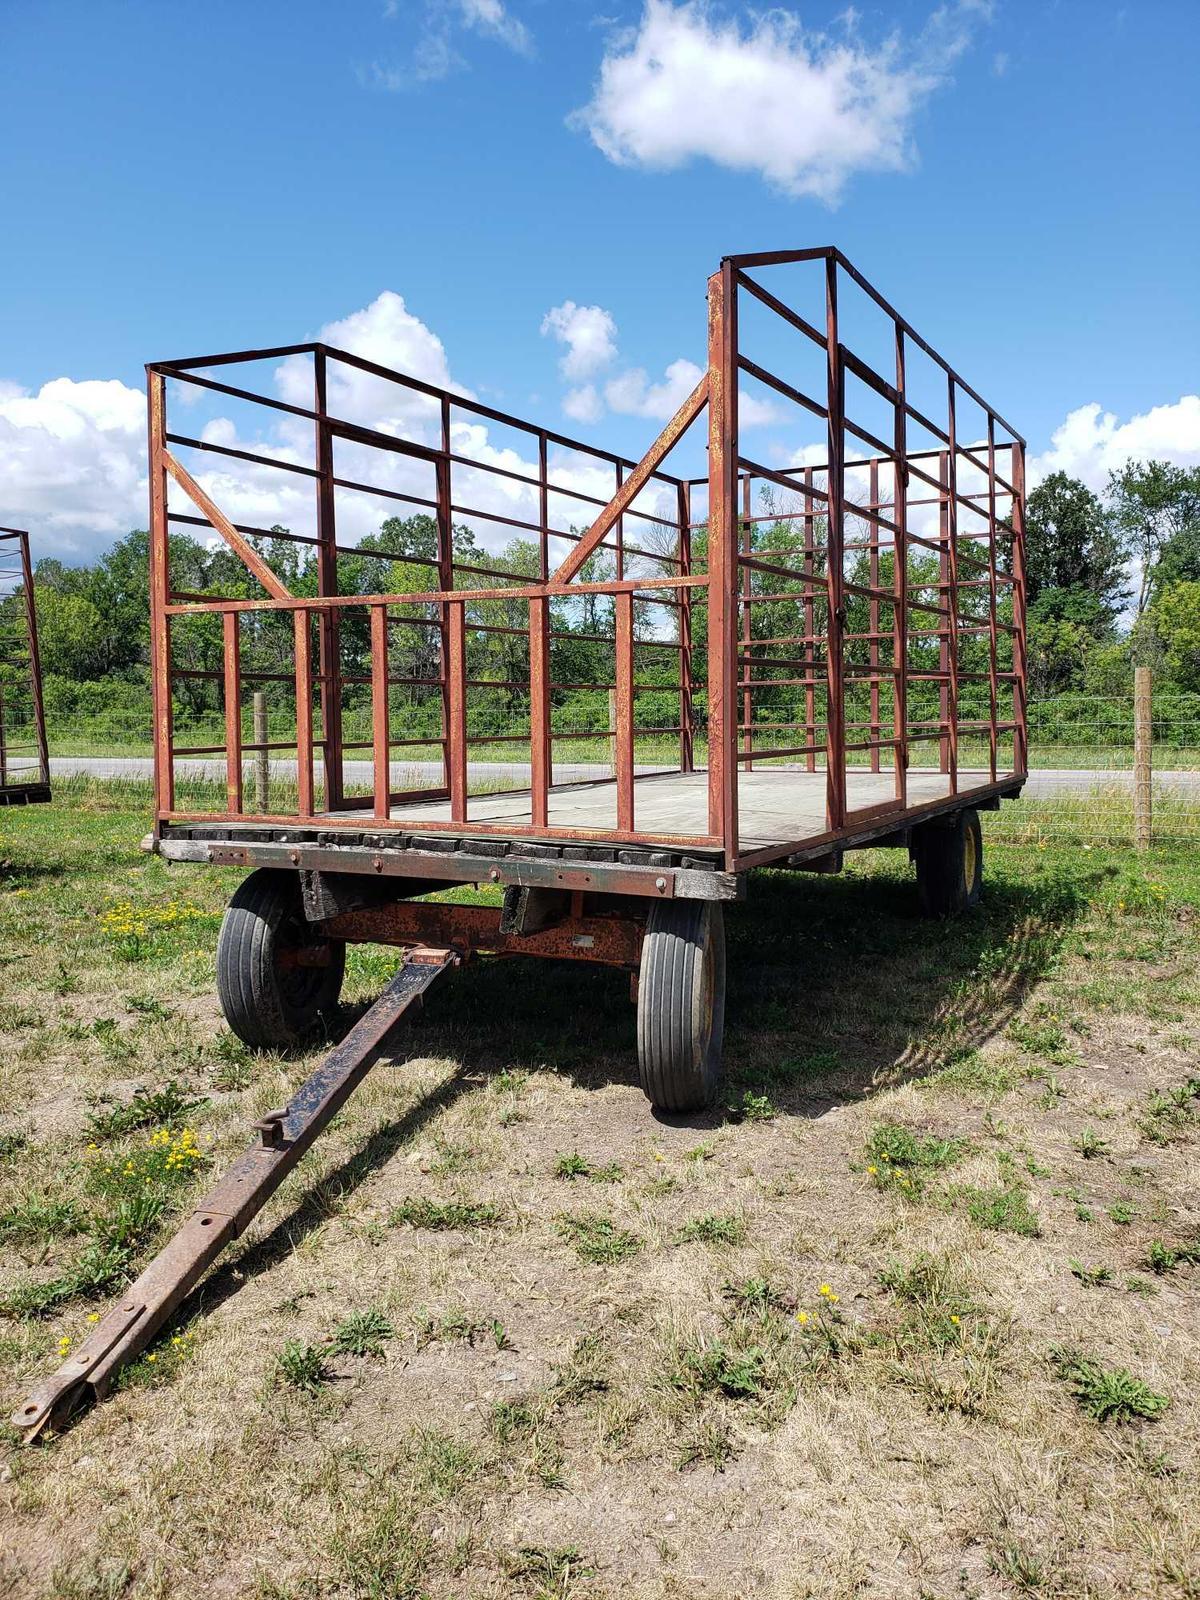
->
xmin=12 ymin=949 xmax=459 ymax=1442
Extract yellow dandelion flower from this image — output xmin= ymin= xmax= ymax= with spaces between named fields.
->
xmin=818 ymin=1283 xmax=833 ymax=1298
xmin=795 ymin=1311 xmax=809 ymax=1325
xmin=866 ymin=1165 xmax=878 ymax=1176
xmin=87 ymin=1312 xmax=101 ymax=1324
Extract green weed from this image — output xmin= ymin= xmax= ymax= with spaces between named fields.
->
xmin=556 ymin=1212 xmax=642 ymax=1265
xmin=389 ymin=1197 xmax=502 ymax=1231
xmin=331 ymin=1309 xmax=395 ymax=1357
xmin=675 ymin=1213 xmax=747 ymax=1247
xmin=1051 ymin=1349 xmax=1170 ymax=1423
xmin=274 ymin=1339 xmax=330 ymax=1393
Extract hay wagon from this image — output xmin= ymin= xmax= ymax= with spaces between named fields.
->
xmin=16 ymin=247 xmax=1027 ymax=1434
xmin=149 ymin=245 xmax=1027 ymax=1109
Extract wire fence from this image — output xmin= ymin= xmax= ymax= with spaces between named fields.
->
xmin=38 ymin=686 xmax=1200 ymax=850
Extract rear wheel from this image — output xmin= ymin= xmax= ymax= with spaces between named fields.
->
xmin=912 ymin=807 xmax=983 ymax=917
xmin=216 ymin=869 xmax=345 ymax=1048
xmin=636 ymin=901 xmax=726 ymax=1114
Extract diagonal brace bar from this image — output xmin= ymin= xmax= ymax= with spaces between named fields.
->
xmin=550 ymin=375 xmax=707 ymax=584
xmin=162 ymin=450 xmax=294 ymax=601
xmin=12 ymin=950 xmax=459 ymax=1441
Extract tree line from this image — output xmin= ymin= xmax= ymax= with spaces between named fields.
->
xmin=10 ymin=455 xmax=1200 ymax=747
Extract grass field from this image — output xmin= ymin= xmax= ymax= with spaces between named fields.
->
xmin=1 ymin=794 xmax=1198 ymax=1598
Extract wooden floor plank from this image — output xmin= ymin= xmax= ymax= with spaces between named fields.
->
xmin=320 ymin=766 xmax=1011 ymax=853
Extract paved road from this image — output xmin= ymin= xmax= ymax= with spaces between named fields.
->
xmin=47 ymin=756 xmax=1200 ymax=797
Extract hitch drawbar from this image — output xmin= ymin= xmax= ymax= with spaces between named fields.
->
xmin=13 ymin=947 xmax=459 ymax=1442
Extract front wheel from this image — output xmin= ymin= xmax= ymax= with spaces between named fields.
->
xmin=912 ymin=808 xmax=983 ymax=917
xmin=216 ymin=869 xmax=345 ymax=1048
xmin=636 ymin=901 xmax=726 ymax=1114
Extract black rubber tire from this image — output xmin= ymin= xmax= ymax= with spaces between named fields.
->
xmin=913 ymin=807 xmax=983 ymax=918
xmin=216 ymin=869 xmax=345 ymax=1049
xmin=636 ymin=901 xmax=726 ymax=1114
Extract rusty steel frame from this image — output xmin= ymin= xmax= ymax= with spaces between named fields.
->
xmin=0 ymin=529 xmax=51 ymax=804
xmin=146 ymin=248 xmax=1026 ymax=876
xmin=317 ymin=898 xmax=646 ymax=969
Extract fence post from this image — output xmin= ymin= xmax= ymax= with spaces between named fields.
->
xmin=253 ymin=691 xmax=269 ymax=813
xmin=1134 ymin=665 xmax=1152 ymax=850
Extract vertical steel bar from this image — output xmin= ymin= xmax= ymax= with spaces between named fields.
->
xmin=253 ymin=690 xmax=269 ymax=812
xmin=437 ymin=396 xmax=455 ymax=798
xmin=740 ymin=473 xmax=753 ymax=770
xmin=823 ymin=256 xmax=846 ymax=830
xmin=615 ymin=590 xmax=635 ymax=830
xmin=222 ymin=611 xmax=242 ymax=814
xmin=294 ymin=611 xmax=314 ymax=818
xmin=945 ymin=378 xmax=960 ymax=795
xmin=892 ymin=327 xmax=908 ymax=806
xmin=313 ymin=350 xmax=343 ymax=814
xmin=370 ymin=604 xmax=390 ymax=822
xmin=868 ymin=458 xmax=881 ymax=774
xmin=538 ymin=431 xmax=550 ymax=583
xmin=615 ymin=462 xmax=625 ymax=582
xmin=803 ymin=465 xmax=817 ymax=774
xmin=706 ymin=266 xmax=738 ymax=862
xmin=678 ymin=481 xmax=694 ymax=773
xmin=529 ymin=596 xmax=551 ymax=827
xmin=146 ymin=371 xmax=174 ymax=817
xmin=937 ymin=450 xmax=951 ymax=776
xmin=447 ymin=600 xmax=467 ymax=821
xmin=986 ymin=414 xmax=1000 ymax=782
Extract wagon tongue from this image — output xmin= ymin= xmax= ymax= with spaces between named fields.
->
xmin=12 ymin=947 xmax=460 ymax=1443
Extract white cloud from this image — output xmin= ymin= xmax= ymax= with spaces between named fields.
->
xmin=604 ymin=357 xmax=776 ymax=427
xmin=371 ymin=0 xmax=532 ymax=88
xmin=540 ymin=301 xmax=619 ymax=381
xmin=563 ymin=384 xmax=605 ymax=425
xmin=457 ymin=0 xmax=532 ymax=56
xmin=572 ymin=0 xmax=988 ymax=203
xmin=277 ymin=289 xmax=465 ymax=443
xmin=605 ymin=357 xmax=703 ymax=420
xmin=1029 ymin=396 xmax=1200 ymax=491
xmin=168 ymin=291 xmax=673 ymax=558
xmin=0 ymin=378 xmax=146 ymax=558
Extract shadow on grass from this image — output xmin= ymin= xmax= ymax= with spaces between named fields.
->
xmin=173 ymin=853 xmax=1106 ymax=1314
xmin=35 ymin=847 xmax=1114 ymax=1436
xmin=320 ymin=845 xmax=1111 ymax=1128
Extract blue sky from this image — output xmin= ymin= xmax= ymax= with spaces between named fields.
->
xmin=1 ymin=0 xmax=1198 ymax=559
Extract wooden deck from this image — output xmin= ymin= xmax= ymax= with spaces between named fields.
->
xmin=354 ymin=767 xmax=1012 ymax=853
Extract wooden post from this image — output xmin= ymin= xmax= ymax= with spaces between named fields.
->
xmin=253 ymin=691 xmax=269 ymax=813
xmin=1134 ymin=665 xmax=1152 ymax=850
